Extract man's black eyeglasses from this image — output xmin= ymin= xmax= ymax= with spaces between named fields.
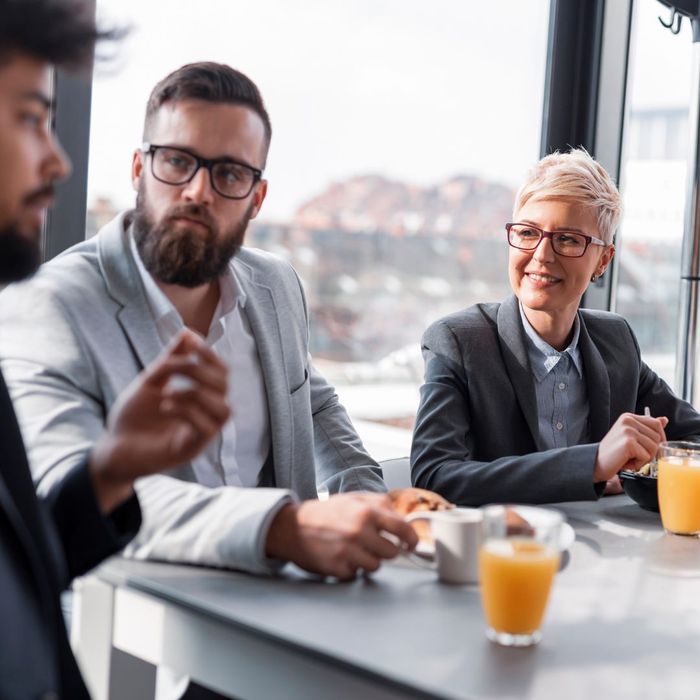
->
xmin=506 ymin=223 xmax=608 ymax=258
xmin=142 ymin=143 xmax=263 ymax=200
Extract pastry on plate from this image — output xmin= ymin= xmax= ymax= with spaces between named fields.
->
xmin=388 ymin=487 xmax=454 ymax=543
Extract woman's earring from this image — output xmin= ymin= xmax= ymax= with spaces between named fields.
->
xmin=591 ymin=273 xmax=600 ymax=282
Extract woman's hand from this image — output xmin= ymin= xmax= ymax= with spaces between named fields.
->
xmin=603 ymin=474 xmax=624 ymax=495
xmin=593 ymin=412 xmax=668 ymax=483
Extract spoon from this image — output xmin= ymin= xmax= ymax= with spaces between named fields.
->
xmin=643 ymin=406 xmax=659 ymax=477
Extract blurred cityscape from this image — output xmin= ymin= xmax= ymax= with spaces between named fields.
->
xmin=85 ymin=106 xmax=688 ymax=456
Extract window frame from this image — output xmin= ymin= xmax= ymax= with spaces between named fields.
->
xmin=45 ymin=68 xmax=94 ymax=260
xmin=539 ymin=0 xmax=634 ymax=312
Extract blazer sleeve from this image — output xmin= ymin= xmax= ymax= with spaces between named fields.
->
xmin=631 ymin=322 xmax=700 ymax=440
xmin=0 ymin=362 xmax=140 ymax=585
xmin=288 ymin=266 xmax=386 ymax=494
xmin=0 ymin=281 xmax=295 ymax=575
xmin=308 ymin=357 xmax=387 ymax=493
xmin=410 ymin=320 xmax=600 ymax=505
xmin=43 ymin=462 xmax=141 ymax=582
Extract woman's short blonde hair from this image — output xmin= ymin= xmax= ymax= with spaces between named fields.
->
xmin=513 ymin=148 xmax=622 ymax=244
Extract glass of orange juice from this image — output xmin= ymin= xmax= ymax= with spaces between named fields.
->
xmin=658 ymin=441 xmax=700 ymax=536
xmin=479 ymin=505 xmax=562 ymax=647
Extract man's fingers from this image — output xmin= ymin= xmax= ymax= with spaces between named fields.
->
xmin=373 ymin=510 xmax=419 ymax=549
xmin=333 ymin=563 xmax=360 ymax=582
xmin=160 ymin=400 xmax=222 ymax=444
xmin=164 ymin=386 xmax=231 ymax=424
xmin=146 ymin=355 xmax=199 ymax=387
xmin=168 ymin=331 xmax=228 ymax=373
xmin=162 ymin=329 xmax=198 ymax=355
xmin=149 ymin=355 xmax=228 ymax=394
xmin=363 ymin=530 xmax=404 ymax=560
xmin=344 ymin=492 xmax=392 ymax=508
xmin=346 ymin=547 xmax=382 ymax=574
xmin=168 ymin=423 xmax=199 ymax=457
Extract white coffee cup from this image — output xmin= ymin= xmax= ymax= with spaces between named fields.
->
xmin=405 ymin=508 xmax=482 ymax=584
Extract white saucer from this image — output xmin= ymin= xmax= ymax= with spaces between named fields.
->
xmin=512 ymin=505 xmax=575 ymax=551
xmin=413 ymin=506 xmax=575 ymax=557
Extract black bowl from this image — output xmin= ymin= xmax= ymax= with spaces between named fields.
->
xmin=619 ymin=470 xmax=659 ymax=512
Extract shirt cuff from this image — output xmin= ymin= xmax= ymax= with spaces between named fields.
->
xmin=255 ymin=493 xmax=299 ymax=573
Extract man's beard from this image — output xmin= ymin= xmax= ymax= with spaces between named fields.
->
xmin=0 ymin=224 xmax=41 ymax=283
xmin=132 ymin=185 xmax=252 ymax=287
xmin=0 ymin=184 xmax=55 ymax=283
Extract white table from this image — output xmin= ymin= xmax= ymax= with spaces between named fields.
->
xmin=72 ymin=495 xmax=700 ymax=700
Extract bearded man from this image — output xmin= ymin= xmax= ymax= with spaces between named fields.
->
xmin=0 ymin=61 xmax=415 ymax=586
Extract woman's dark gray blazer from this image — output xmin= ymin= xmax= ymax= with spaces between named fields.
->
xmin=411 ymin=294 xmax=700 ymax=505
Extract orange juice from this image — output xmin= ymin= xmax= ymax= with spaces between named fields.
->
xmin=658 ymin=457 xmax=700 ymax=535
xmin=479 ymin=539 xmax=559 ymax=635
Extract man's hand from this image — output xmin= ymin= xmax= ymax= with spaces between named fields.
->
xmin=594 ymin=412 xmax=668 ymax=483
xmin=265 ymin=493 xmax=418 ymax=580
xmin=89 ymin=329 xmax=230 ymax=513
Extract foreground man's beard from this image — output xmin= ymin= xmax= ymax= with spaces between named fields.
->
xmin=0 ymin=225 xmax=41 ymax=283
xmin=132 ymin=187 xmax=251 ymax=287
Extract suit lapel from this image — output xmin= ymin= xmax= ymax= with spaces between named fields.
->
xmin=496 ymin=296 xmax=546 ymax=451
xmin=96 ymin=215 xmax=199 ymax=483
xmin=577 ymin=313 xmax=611 ymax=441
xmin=235 ymin=258 xmax=292 ymax=489
xmin=97 ymin=212 xmax=164 ymax=371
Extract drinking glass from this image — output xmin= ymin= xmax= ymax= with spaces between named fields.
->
xmin=658 ymin=441 xmax=700 ymax=536
xmin=479 ymin=505 xmax=562 ymax=647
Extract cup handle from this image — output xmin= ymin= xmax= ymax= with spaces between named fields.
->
xmin=403 ymin=513 xmax=437 ymax=570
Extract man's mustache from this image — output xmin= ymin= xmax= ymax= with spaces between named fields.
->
xmin=23 ymin=184 xmax=56 ymax=207
xmin=165 ymin=205 xmax=215 ymax=230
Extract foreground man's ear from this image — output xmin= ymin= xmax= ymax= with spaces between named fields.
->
xmin=131 ymin=149 xmax=145 ymax=191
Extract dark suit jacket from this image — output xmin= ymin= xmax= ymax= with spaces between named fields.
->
xmin=0 ymin=370 xmax=140 ymax=699
xmin=411 ymin=295 xmax=700 ymax=505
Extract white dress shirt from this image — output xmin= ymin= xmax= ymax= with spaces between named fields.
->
xmin=130 ymin=231 xmax=271 ymax=488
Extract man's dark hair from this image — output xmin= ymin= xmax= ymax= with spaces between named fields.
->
xmin=0 ymin=0 xmax=117 ymax=70
xmin=144 ymin=62 xmax=272 ymax=163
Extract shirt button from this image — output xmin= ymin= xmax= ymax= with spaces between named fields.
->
xmin=558 ymin=382 xmax=566 ymax=390
xmin=555 ymin=422 xmax=564 ymax=431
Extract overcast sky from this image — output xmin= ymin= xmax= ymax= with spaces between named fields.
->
xmin=88 ymin=0 xmax=694 ymax=223
xmin=88 ymin=0 xmax=550 ymax=222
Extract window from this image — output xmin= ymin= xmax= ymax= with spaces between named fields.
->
xmin=89 ymin=0 xmax=550 ymax=455
xmin=613 ymin=0 xmax=694 ymax=389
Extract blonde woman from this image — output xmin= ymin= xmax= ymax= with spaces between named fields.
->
xmin=411 ymin=148 xmax=700 ymax=505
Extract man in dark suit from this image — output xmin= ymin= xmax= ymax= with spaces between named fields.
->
xmin=0 ymin=2 xmax=232 ymax=697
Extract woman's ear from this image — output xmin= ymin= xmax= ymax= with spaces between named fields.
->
xmin=596 ymin=244 xmax=615 ymax=277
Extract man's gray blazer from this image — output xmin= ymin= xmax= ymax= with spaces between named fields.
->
xmin=0 ymin=212 xmax=385 ymax=573
xmin=411 ymin=295 xmax=700 ymax=505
